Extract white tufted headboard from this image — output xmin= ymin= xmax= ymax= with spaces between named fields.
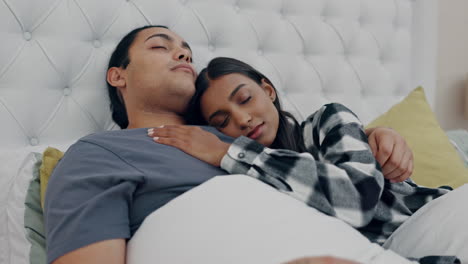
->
xmin=0 ymin=1 xmax=440 ymax=264
xmin=0 ymin=0 xmax=436 ymax=150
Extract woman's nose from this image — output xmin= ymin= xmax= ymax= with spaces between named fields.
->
xmin=234 ymin=112 xmax=252 ymax=130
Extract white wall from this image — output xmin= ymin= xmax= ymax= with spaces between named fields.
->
xmin=435 ymin=0 xmax=468 ymax=130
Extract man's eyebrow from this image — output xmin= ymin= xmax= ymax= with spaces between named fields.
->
xmin=182 ymin=41 xmax=192 ymax=52
xmin=145 ymin=33 xmax=192 ymax=53
xmin=208 ymin=84 xmax=246 ymax=122
xmin=145 ymin=33 xmax=171 ymax=42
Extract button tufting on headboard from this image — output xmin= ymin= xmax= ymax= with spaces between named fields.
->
xmin=0 ymin=0 xmax=437 ymax=149
xmin=23 ymin=32 xmax=32 ymax=41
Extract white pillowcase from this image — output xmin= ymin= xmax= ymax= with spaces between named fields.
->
xmin=0 ymin=143 xmax=71 ymax=264
xmin=127 ymin=175 xmax=415 ymax=264
xmin=0 ymin=150 xmax=40 ymax=264
xmin=384 ymin=184 xmax=468 ymax=263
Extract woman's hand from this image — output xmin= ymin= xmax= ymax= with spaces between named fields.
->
xmin=283 ymin=256 xmax=360 ymax=264
xmin=148 ymin=125 xmax=230 ymax=167
xmin=365 ymin=127 xmax=413 ymax=183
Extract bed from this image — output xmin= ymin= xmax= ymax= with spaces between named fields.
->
xmin=1 ymin=0 xmax=467 ymax=264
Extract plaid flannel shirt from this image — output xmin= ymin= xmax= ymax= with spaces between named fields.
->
xmin=220 ymin=103 xmax=458 ymax=264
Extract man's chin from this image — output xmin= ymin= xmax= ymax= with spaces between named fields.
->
xmin=174 ymin=80 xmax=196 ymax=96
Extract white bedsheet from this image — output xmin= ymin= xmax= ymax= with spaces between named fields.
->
xmin=127 ymin=175 xmax=415 ymax=264
xmin=385 ymin=184 xmax=468 ymax=263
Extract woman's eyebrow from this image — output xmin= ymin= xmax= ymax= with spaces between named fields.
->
xmin=208 ymin=84 xmax=247 ymax=122
xmin=208 ymin=110 xmax=226 ymax=123
xmin=228 ymin=84 xmax=246 ymax=101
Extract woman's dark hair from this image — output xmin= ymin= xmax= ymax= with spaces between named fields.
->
xmin=107 ymin=25 xmax=168 ymax=129
xmin=186 ymin=57 xmax=307 ymax=152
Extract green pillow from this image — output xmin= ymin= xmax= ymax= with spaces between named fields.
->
xmin=366 ymin=87 xmax=468 ymax=188
xmin=24 ymin=147 xmax=64 ymax=264
xmin=39 ymin=147 xmax=64 ymax=209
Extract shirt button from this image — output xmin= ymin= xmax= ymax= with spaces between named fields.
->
xmin=237 ymin=152 xmax=245 ymax=159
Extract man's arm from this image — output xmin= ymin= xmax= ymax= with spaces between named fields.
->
xmin=52 ymin=239 xmax=126 ymax=264
xmin=45 ymin=140 xmax=142 ymax=263
xmin=283 ymin=256 xmax=359 ymax=264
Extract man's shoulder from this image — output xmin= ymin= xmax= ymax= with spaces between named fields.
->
xmin=67 ymin=126 xmax=232 ymax=155
xmin=76 ymin=128 xmax=145 ymax=146
xmin=61 ymin=128 xmax=148 ymax=158
xmin=54 ymin=129 xmax=150 ymax=177
xmin=80 ymin=128 xmax=143 ymax=140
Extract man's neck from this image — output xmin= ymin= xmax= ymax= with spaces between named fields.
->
xmin=127 ymin=110 xmax=187 ymax=129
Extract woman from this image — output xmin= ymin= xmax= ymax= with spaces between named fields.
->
xmin=147 ymin=57 xmax=450 ymax=246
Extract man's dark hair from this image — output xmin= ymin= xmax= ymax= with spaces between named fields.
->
xmin=186 ymin=57 xmax=307 ymax=153
xmin=107 ymin=25 xmax=168 ymax=129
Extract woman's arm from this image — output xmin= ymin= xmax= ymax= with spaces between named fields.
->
xmin=219 ymin=103 xmax=384 ymax=228
xmin=149 ymin=104 xmax=384 ymax=228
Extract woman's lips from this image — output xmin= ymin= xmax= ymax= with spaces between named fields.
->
xmin=247 ymin=122 xmax=264 ymax=140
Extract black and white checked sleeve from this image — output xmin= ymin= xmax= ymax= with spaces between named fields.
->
xmin=220 ymin=103 xmax=385 ymax=228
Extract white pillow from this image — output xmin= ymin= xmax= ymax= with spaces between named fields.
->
xmin=384 ymin=184 xmax=468 ymax=263
xmin=447 ymin=129 xmax=468 ymax=167
xmin=0 ymin=150 xmax=40 ymax=264
xmin=127 ymin=175 xmax=414 ymax=264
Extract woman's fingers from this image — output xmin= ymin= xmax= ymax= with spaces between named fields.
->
xmin=153 ymin=136 xmax=188 ymax=150
xmin=385 ymin=149 xmax=413 ymax=182
xmin=148 ymin=125 xmax=193 ymax=138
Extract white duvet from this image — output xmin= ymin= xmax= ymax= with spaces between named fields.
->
xmin=127 ymin=175 xmax=415 ymax=264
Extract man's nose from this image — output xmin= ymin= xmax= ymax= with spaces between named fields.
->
xmin=175 ymin=48 xmax=192 ymax=63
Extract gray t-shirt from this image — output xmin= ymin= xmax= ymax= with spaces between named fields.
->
xmin=44 ymin=126 xmax=233 ymax=264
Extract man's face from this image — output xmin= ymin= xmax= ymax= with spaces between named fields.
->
xmin=122 ymin=27 xmax=197 ymax=114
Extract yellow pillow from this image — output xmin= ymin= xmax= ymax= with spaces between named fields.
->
xmin=39 ymin=147 xmax=64 ymax=209
xmin=366 ymin=87 xmax=468 ymax=188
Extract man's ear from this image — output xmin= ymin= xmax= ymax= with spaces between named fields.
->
xmin=107 ymin=67 xmax=126 ymax=89
xmin=261 ymin=78 xmax=276 ymax=101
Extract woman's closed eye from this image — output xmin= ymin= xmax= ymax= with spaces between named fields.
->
xmin=219 ymin=117 xmax=230 ymax=128
xmin=240 ymin=96 xmax=251 ymax=104
xmin=212 ymin=116 xmax=230 ymax=129
xmin=152 ymin=46 xmax=168 ymax=50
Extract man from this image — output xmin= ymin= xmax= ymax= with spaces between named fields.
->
xmin=44 ymin=25 xmax=414 ymax=264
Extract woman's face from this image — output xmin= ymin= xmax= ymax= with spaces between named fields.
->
xmin=200 ymin=73 xmax=279 ymax=147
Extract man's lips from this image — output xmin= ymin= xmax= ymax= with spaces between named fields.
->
xmin=247 ymin=122 xmax=264 ymax=139
xmin=172 ymin=64 xmax=196 ymax=78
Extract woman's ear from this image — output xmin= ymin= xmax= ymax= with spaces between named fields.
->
xmin=261 ymin=78 xmax=277 ymax=101
xmin=107 ymin=67 xmax=126 ymax=88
